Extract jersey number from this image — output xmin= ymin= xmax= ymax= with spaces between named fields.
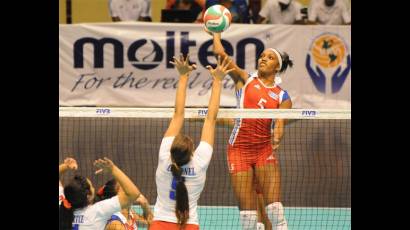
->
xmin=169 ymin=177 xmax=177 ymax=200
xmin=257 ymin=98 xmax=267 ymax=109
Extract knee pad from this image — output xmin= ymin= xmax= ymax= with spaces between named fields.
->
xmin=239 ymin=210 xmax=258 ymax=230
xmin=257 ymin=222 xmax=265 ymax=230
xmin=265 ymin=202 xmax=288 ymax=230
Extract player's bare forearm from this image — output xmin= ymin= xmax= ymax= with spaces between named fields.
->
xmin=174 ymin=75 xmax=189 ymax=116
xmin=111 ymin=165 xmax=141 ymax=202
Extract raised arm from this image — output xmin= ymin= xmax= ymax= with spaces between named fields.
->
xmin=200 ymin=56 xmax=234 ymax=147
xmin=164 ymin=54 xmax=197 ymax=137
xmin=94 ymin=157 xmax=141 ymax=210
xmin=207 ymin=30 xmax=248 ymax=88
xmin=59 ymin=157 xmax=78 ymax=186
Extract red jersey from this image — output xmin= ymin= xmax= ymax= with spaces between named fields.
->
xmin=228 ymin=73 xmax=290 ymax=149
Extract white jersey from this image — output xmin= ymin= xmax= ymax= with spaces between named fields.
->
xmin=72 ymin=196 xmax=121 ymax=230
xmin=153 ymin=136 xmax=213 ymax=225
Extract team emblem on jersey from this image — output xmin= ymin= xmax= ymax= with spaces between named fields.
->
xmin=254 ymin=84 xmax=261 ymax=90
xmin=268 ymin=91 xmax=278 ymax=100
xmin=306 ymin=33 xmax=351 ymax=94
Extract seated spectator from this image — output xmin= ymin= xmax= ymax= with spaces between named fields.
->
xmin=249 ymin=0 xmax=262 ymax=23
xmin=109 ymin=0 xmax=152 ymax=22
xmin=204 ymin=0 xmax=250 ymax=23
xmin=257 ymin=0 xmax=304 ymax=24
xmin=165 ymin=0 xmax=204 ymax=22
xmin=308 ymin=0 xmax=350 ymax=25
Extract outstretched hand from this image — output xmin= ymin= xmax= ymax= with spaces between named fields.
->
xmin=169 ymin=54 xmax=197 ymax=76
xmin=206 ymin=55 xmax=234 ymax=81
xmin=94 ymin=157 xmax=115 ymax=175
xmin=63 ymin=157 xmax=78 ymax=170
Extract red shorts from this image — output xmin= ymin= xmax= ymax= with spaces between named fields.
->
xmin=227 ymin=144 xmax=278 ymax=174
xmin=149 ymin=221 xmax=200 ymax=230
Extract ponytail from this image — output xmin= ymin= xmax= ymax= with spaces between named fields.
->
xmin=279 ymin=52 xmax=293 ymax=73
xmin=171 ymin=163 xmax=189 ymax=228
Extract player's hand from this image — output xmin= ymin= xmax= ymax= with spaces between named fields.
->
xmin=169 ymin=53 xmax=197 ymax=76
xmin=206 ymin=55 xmax=234 ymax=81
xmin=272 ymin=139 xmax=280 ymax=150
xmin=136 ymin=194 xmax=147 ymax=205
xmin=204 ymin=27 xmax=213 ymax=36
xmin=63 ymin=157 xmax=78 ymax=170
xmin=272 ymin=123 xmax=284 ymax=150
xmin=94 ymin=157 xmax=115 ymax=175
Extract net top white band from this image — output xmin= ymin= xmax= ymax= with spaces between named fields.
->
xmin=59 ymin=107 xmax=351 ymax=119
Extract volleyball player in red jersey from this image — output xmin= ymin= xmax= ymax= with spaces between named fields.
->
xmin=209 ymin=31 xmax=293 ymax=230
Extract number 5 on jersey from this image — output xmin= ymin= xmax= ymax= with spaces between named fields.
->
xmin=257 ymin=98 xmax=267 ymax=109
xmin=169 ymin=177 xmax=177 ymax=200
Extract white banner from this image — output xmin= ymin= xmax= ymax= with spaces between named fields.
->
xmin=59 ymin=22 xmax=351 ymax=108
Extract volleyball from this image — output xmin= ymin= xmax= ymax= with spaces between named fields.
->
xmin=203 ymin=5 xmax=232 ymax=33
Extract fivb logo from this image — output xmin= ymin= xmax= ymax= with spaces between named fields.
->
xmin=73 ymin=31 xmax=265 ymax=70
xmin=301 ymin=110 xmax=317 ymax=117
xmin=306 ymin=33 xmax=351 ymax=94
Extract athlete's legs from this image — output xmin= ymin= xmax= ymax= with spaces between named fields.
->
xmin=255 ymin=148 xmax=287 ymax=230
xmin=257 ymin=192 xmax=272 ymax=230
xmin=230 ymin=169 xmax=258 ymax=229
xmin=255 ymin=163 xmax=281 ymax=204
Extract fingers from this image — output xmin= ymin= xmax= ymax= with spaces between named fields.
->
xmin=225 ymin=68 xmax=235 ymax=75
xmin=206 ymin=65 xmax=214 ymax=71
xmin=185 ymin=53 xmax=190 ymax=65
xmin=217 ymin=55 xmax=222 ymax=66
xmin=95 ymin=169 xmax=103 ymax=175
xmin=191 ymin=64 xmax=197 ymax=70
xmin=221 ymin=56 xmax=229 ymax=67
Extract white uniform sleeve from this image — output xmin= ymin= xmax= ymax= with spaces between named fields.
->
xmin=93 ymin=195 xmax=122 ymax=221
xmin=193 ymin=141 xmax=214 ymax=171
xmin=294 ymin=2 xmax=303 ymax=21
xmin=258 ymin=0 xmax=272 ymax=19
xmin=340 ymin=2 xmax=351 ymax=24
xmin=159 ymin=136 xmax=175 ymax=162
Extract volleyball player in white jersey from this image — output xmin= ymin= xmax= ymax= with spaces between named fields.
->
xmin=150 ymin=54 xmax=233 ymax=230
xmin=59 ymin=157 xmax=142 ymax=230
xmin=96 ymin=179 xmax=153 ymax=230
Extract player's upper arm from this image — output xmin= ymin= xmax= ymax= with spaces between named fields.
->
xmin=164 ymin=116 xmax=184 ymax=137
xmin=158 ymin=136 xmax=175 ymax=161
xmin=105 ymin=220 xmax=125 ymax=230
xmin=279 ymin=91 xmax=292 ymax=108
xmin=200 ymin=117 xmax=216 ymax=147
xmin=193 ymin=141 xmax=213 ymax=170
xmin=228 ymin=64 xmax=248 ymax=88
